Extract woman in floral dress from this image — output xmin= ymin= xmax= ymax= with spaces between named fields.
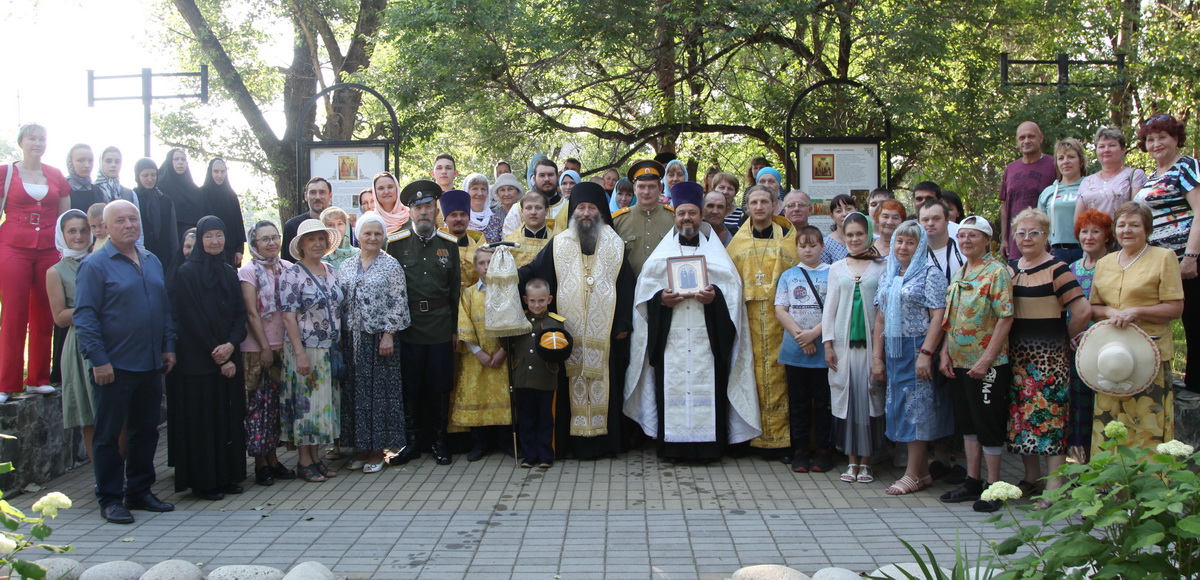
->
xmin=1006 ymin=208 xmax=1090 ymax=500
xmin=280 ymin=219 xmax=346 ymax=482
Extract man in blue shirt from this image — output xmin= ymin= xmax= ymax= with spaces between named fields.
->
xmin=74 ymin=200 xmax=177 ymax=524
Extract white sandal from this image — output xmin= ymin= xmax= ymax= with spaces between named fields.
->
xmin=840 ymin=464 xmax=859 ymax=482
xmin=856 ymin=465 xmax=874 ymax=483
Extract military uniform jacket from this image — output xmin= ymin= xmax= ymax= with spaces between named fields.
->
xmin=387 ymin=226 xmax=461 ymax=344
xmin=511 ymin=312 xmax=566 ymax=392
xmin=613 ymin=203 xmax=675 ymax=278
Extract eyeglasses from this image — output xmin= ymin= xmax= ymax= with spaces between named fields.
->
xmin=254 ymin=235 xmax=282 ymax=243
xmin=1144 ymin=114 xmax=1172 ymax=125
xmin=1013 ymin=230 xmax=1044 ymax=239
xmin=784 ymin=203 xmax=811 ymax=210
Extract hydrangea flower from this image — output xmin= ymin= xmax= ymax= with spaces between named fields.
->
xmin=0 ymin=534 xmax=16 ymax=554
xmin=980 ymin=481 xmax=1023 ymax=502
xmin=1156 ymin=440 xmax=1195 ymax=458
xmin=1103 ymin=420 xmax=1128 ymax=440
xmin=31 ymin=492 xmax=72 ymax=518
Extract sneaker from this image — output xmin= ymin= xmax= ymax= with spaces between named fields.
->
xmin=537 ymin=462 xmax=552 ymax=469
xmin=790 ymin=452 xmax=810 ymax=473
xmin=973 ymin=498 xmax=1003 ymax=513
xmin=519 ymin=460 xmax=533 ymax=469
xmin=939 ymin=477 xmax=983 ymax=503
xmin=809 ymin=452 xmax=834 ymax=473
xmin=26 ymin=385 xmax=55 ymax=395
xmin=0 ymin=393 xmax=9 ymax=404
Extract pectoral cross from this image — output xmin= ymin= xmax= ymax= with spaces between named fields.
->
xmin=755 ymin=270 xmax=764 ymax=286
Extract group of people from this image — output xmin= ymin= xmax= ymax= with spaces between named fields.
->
xmin=0 ymin=112 xmax=1193 ymax=525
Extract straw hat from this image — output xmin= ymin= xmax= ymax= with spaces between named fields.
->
xmin=1075 ymin=319 xmax=1160 ymax=397
xmin=289 ymin=219 xmax=343 ymax=260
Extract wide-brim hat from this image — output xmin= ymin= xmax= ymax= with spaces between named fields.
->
xmin=290 ymin=218 xmax=343 ymax=260
xmin=536 ymin=328 xmax=574 ymax=363
xmin=1075 ymin=320 xmax=1160 ymax=397
xmin=400 ymin=179 xmax=442 ymax=207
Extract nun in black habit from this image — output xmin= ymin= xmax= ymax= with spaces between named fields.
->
xmin=167 ymin=216 xmax=249 ymax=500
xmin=157 ymin=148 xmax=205 ymax=247
xmin=201 ymin=158 xmax=247 ymax=266
xmin=132 ymin=157 xmax=179 ymax=268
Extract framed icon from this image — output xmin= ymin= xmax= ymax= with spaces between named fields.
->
xmin=666 ymin=255 xmax=709 ymax=296
xmin=812 ymin=154 xmax=834 ymax=180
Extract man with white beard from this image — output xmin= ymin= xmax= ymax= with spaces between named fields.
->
xmin=624 ymin=182 xmax=760 ymax=461
xmin=519 ymin=182 xmax=634 ymax=459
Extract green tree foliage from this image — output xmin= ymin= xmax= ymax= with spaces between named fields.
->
xmin=158 ymin=0 xmax=1200 ymax=220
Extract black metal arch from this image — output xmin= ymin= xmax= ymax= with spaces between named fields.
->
xmin=783 ymin=78 xmax=892 ymax=189
xmin=294 ymin=82 xmax=402 ymax=196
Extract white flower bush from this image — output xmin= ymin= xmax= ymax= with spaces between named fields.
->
xmin=980 ymin=481 xmax=1023 ymax=502
xmin=31 ymin=492 xmax=72 ymax=519
xmin=1156 ymin=440 xmax=1195 ymax=458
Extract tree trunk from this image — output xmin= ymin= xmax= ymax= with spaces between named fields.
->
xmin=1110 ymin=0 xmax=1140 ymax=127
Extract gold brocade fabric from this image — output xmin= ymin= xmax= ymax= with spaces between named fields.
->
xmin=502 ymin=229 xmax=551 ymax=268
xmin=453 ymin=229 xmax=483 ymax=290
xmin=726 ymin=217 xmax=798 ymax=449
xmin=451 ymin=284 xmax=512 ymax=428
xmin=553 ymin=226 xmax=623 ymax=437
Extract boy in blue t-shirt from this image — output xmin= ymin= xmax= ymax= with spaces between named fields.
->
xmin=774 ymin=225 xmax=833 ymax=473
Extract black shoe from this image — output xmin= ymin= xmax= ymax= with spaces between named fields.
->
xmin=520 ymin=460 xmax=533 ymax=468
xmin=432 ymin=438 xmax=452 ymax=465
xmin=124 ymin=492 xmax=175 ymax=512
xmin=939 ymin=477 xmax=983 ymax=503
xmin=928 ymin=460 xmax=950 ymax=481
xmin=973 ymin=498 xmax=1003 ymax=513
xmin=193 ymin=489 xmax=225 ymax=501
xmin=779 ymin=451 xmax=793 ymax=465
xmin=222 ymin=484 xmax=244 ymax=495
xmin=791 ymin=452 xmax=810 ymax=473
xmin=390 ymin=445 xmax=419 ymax=465
xmin=102 ymin=504 xmax=135 ymax=524
xmin=810 ymin=451 xmax=834 ymax=473
xmin=255 ymin=466 xmax=275 ymax=486
xmin=466 ymin=447 xmax=486 ymax=462
xmin=538 ymin=462 xmax=553 ymax=469
xmin=270 ymin=462 xmax=295 ymax=480
xmin=943 ymin=464 xmax=968 ymax=485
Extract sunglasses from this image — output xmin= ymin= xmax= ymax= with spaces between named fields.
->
xmin=1144 ymin=114 xmax=1173 ymax=125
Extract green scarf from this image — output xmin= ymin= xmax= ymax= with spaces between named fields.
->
xmin=849 ymin=279 xmax=867 ymax=345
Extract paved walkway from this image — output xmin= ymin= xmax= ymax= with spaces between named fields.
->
xmin=11 ymin=432 xmax=1028 ymax=579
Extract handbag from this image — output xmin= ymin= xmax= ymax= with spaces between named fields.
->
xmin=297 ymin=262 xmax=348 ymax=381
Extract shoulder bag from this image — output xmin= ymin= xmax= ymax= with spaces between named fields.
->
xmin=297 ymin=262 xmax=348 ymax=381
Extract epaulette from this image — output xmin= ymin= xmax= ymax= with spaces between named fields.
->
xmin=662 ymin=204 xmax=674 ymax=211
xmin=548 ymin=312 xmax=566 ymax=322
xmin=388 ymin=229 xmax=412 ymax=243
xmin=435 ymin=230 xmax=459 ymax=242
xmin=612 ymin=207 xmax=632 ymax=219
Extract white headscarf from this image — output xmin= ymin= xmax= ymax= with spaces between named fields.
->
xmin=55 ymin=209 xmax=92 ymax=260
xmin=355 ymin=212 xmax=389 ymax=248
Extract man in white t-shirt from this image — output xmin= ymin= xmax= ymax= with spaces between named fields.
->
xmin=919 ymin=199 xmax=965 ymax=282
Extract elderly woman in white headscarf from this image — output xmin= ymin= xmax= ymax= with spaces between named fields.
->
xmin=336 ymin=213 xmax=411 ymax=473
xmin=463 ymin=172 xmax=505 ymax=243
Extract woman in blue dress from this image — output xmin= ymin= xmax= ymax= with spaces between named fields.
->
xmin=873 ymin=220 xmax=953 ymax=495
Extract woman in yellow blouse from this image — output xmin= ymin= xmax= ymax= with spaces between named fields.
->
xmin=1088 ymin=202 xmax=1184 ymax=453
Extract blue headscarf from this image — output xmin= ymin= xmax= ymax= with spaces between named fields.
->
xmin=756 ymin=166 xmax=783 ymax=198
xmin=558 ymin=170 xmax=581 ymax=192
xmin=663 ymin=159 xmax=689 ymax=205
xmin=608 ymin=177 xmax=634 ymax=214
xmin=878 ymin=220 xmax=932 ymax=357
xmin=526 ymin=153 xmax=547 ymax=191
